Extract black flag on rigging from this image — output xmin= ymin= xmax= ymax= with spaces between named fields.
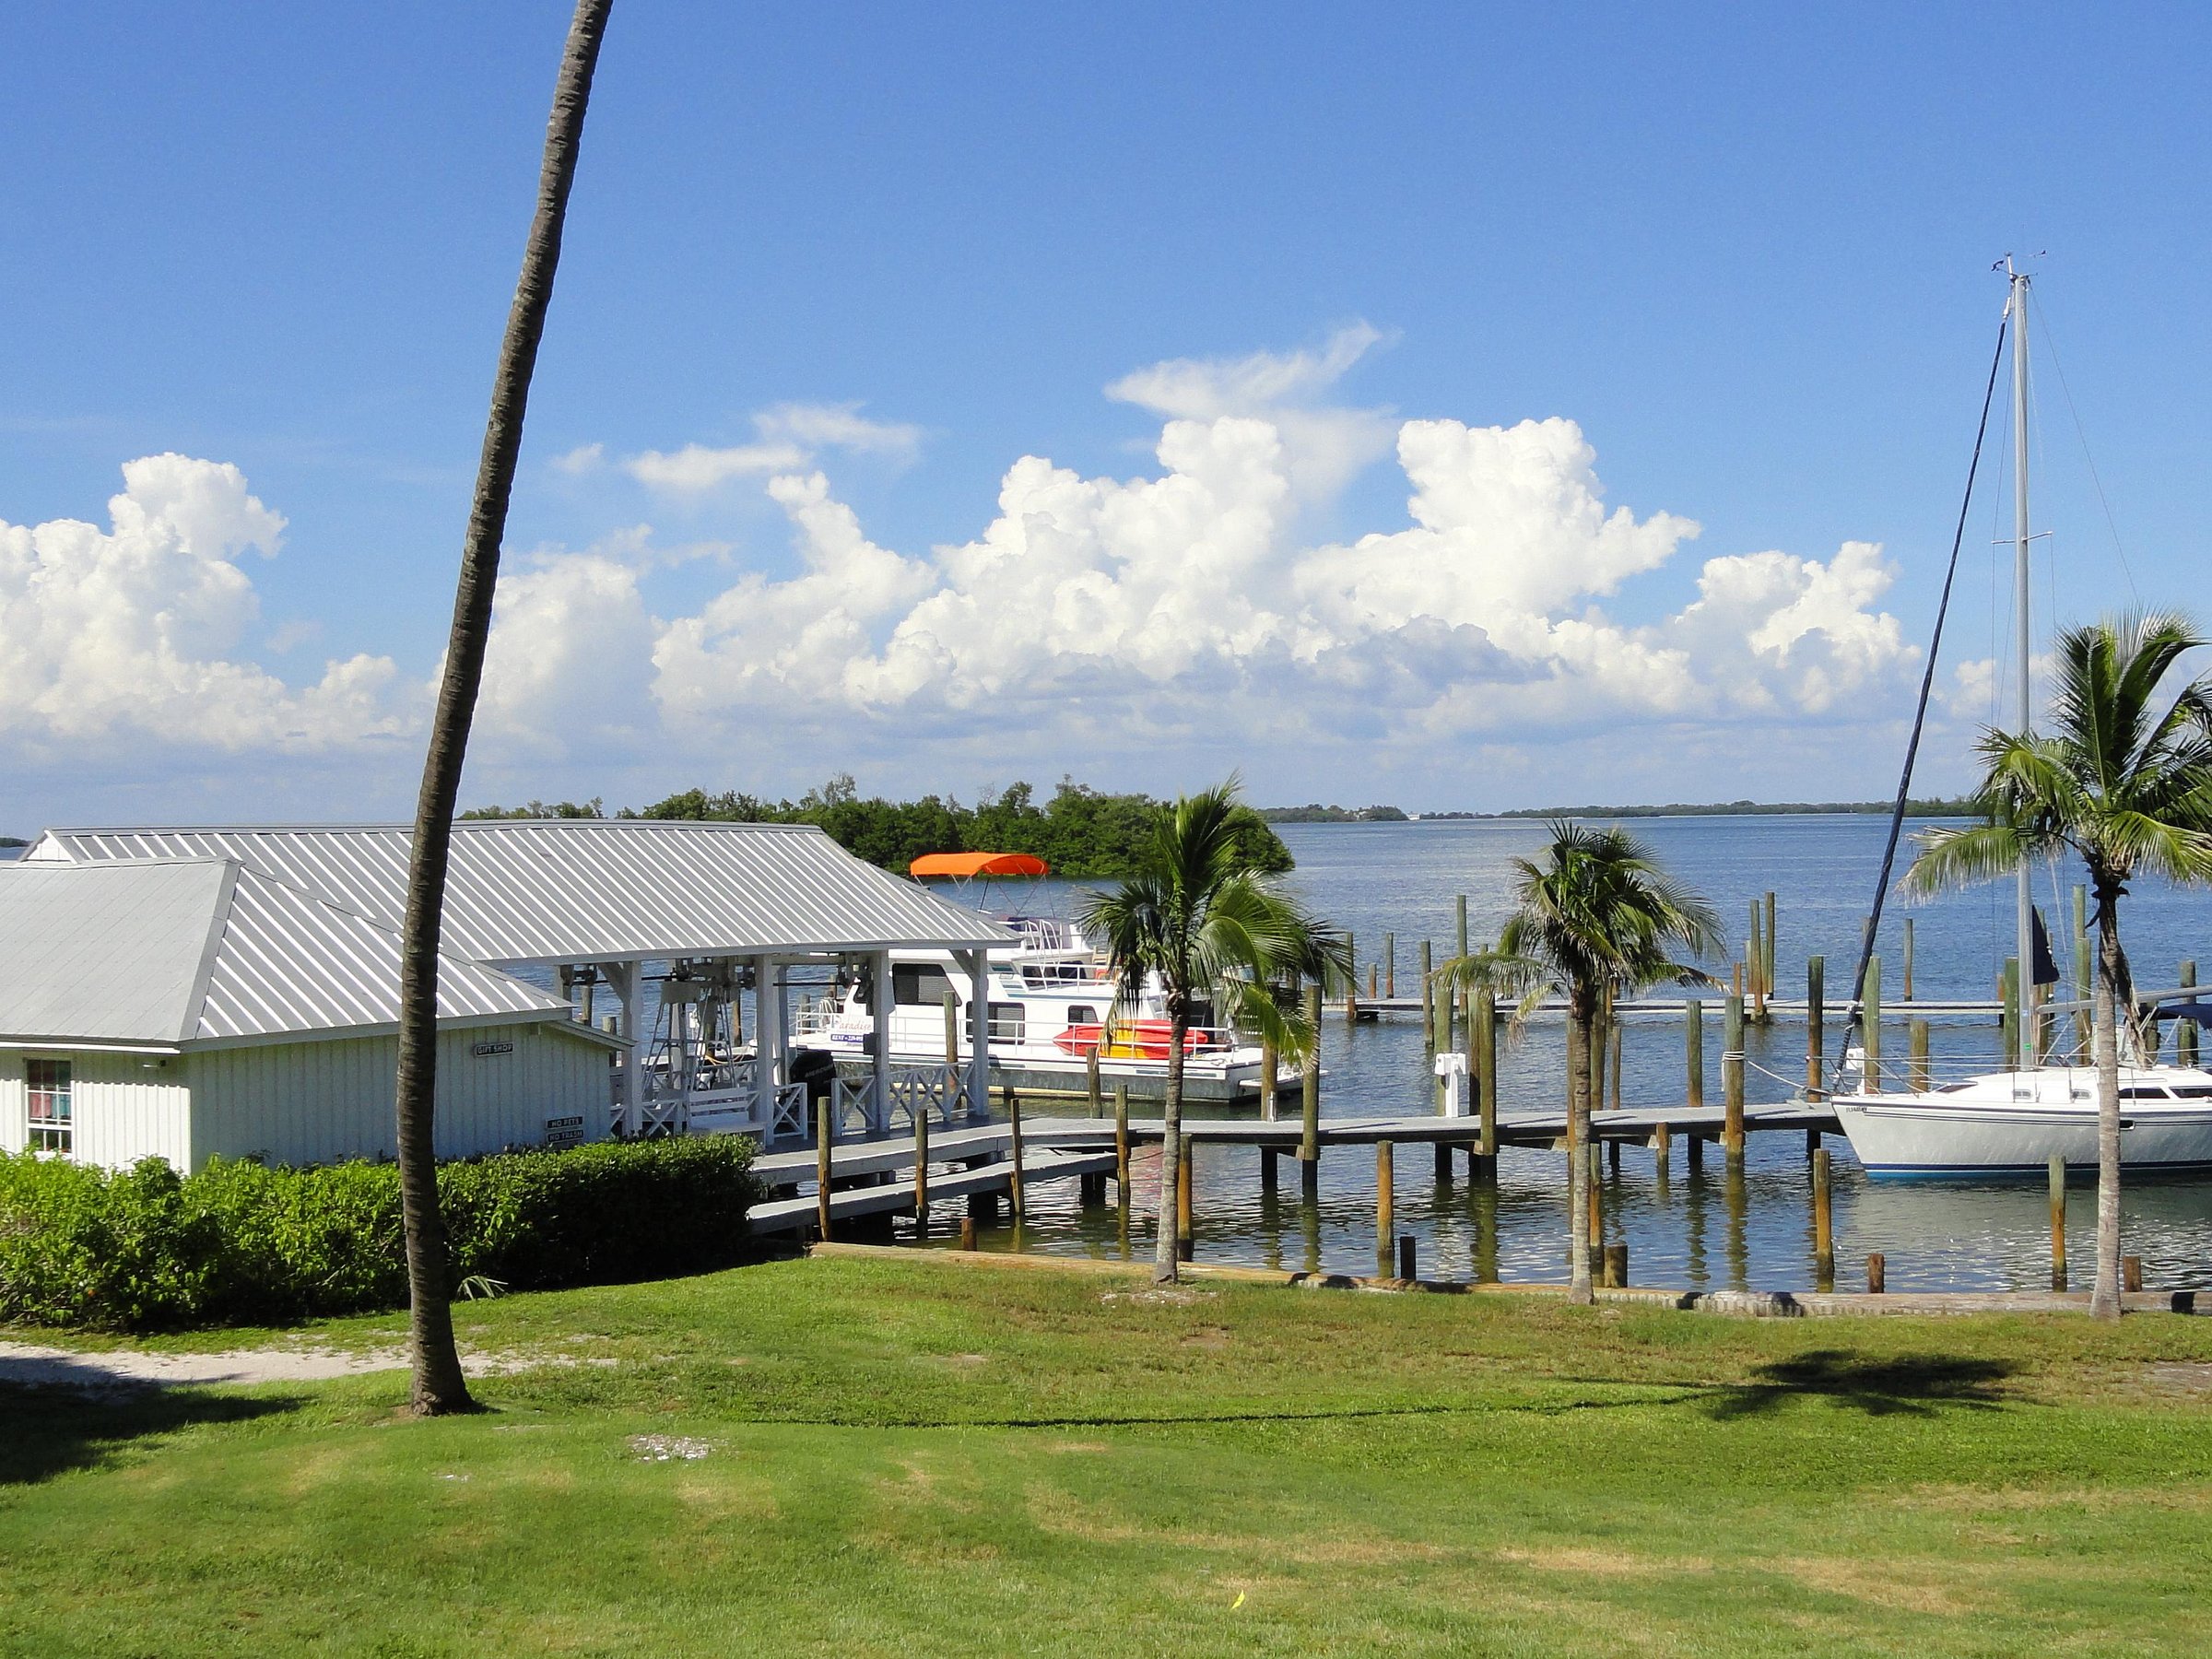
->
xmin=2030 ymin=905 xmax=2062 ymax=988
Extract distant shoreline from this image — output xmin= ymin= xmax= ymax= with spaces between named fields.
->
xmin=1264 ymin=797 xmax=1971 ymax=823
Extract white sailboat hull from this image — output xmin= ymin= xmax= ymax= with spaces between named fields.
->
xmin=1834 ymin=1066 xmax=2212 ymax=1175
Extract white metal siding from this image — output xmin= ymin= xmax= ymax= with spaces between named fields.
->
xmin=186 ymin=1022 xmax=608 ymax=1171
xmin=71 ymin=1055 xmax=192 ymax=1171
xmin=0 ymin=1059 xmax=24 ymax=1154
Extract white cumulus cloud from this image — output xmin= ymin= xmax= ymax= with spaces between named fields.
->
xmin=620 ymin=401 xmax=922 ymax=495
xmin=0 ymin=454 xmax=410 ymax=759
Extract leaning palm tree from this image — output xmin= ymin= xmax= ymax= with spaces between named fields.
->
xmin=1904 ymin=612 xmax=2212 ymax=1319
xmin=1079 ymin=781 xmax=1348 ymax=1284
xmin=394 ymin=0 xmax=615 ymax=1416
xmin=1441 ymin=824 xmax=1720 ymax=1305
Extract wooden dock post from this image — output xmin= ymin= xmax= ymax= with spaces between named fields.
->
xmin=1723 ymin=990 xmax=1746 ymax=1166
xmin=1862 ymin=956 xmax=1883 ymax=1092
xmin=1652 ymin=1121 xmax=1671 ymax=1177
xmin=1602 ymin=1242 xmax=1628 ymax=1288
xmin=1806 ymin=956 xmax=1825 ymax=1100
xmin=1587 ymin=1140 xmax=1603 ymax=1271
xmin=1475 ymin=986 xmax=1499 ymax=1179
xmin=1685 ymin=999 xmax=1705 ymax=1112
xmin=959 ymin=1216 xmax=977 ymax=1251
xmin=913 ymin=1097 xmax=930 ymax=1230
xmin=1902 ymin=917 xmax=1915 ymax=1002
xmin=1113 ymin=1082 xmax=1131 ymax=1209
xmin=1688 ymin=1132 xmax=1705 ymax=1172
xmin=2048 ymin=1154 xmax=2067 ymax=1290
xmin=1176 ymin=1141 xmax=1194 ymax=1262
xmin=1346 ymin=935 xmax=1359 ymax=1023
xmin=2124 ymin=1254 xmax=2144 ymax=1293
xmin=1607 ymin=1006 xmax=1623 ymax=1113
xmin=1375 ymin=1140 xmax=1394 ymax=1272
xmin=1456 ymin=893 xmax=1469 ymax=960
xmin=1005 ymin=1086 xmax=1027 ymax=1224
xmin=1866 ymin=1252 xmax=1886 ymax=1294
xmin=1300 ymin=984 xmax=1322 ymax=1193
xmin=1259 ymin=1030 xmax=1278 ymax=1123
xmin=1811 ymin=1147 xmax=1834 ymax=1290
xmin=1384 ymin=932 xmax=1396 ymax=999
xmin=1434 ymin=1141 xmax=1453 ymax=1183
xmin=1762 ymin=889 xmax=1777 ymax=1019
xmin=2183 ymin=961 xmax=2199 ymax=1068
xmin=1418 ymin=940 xmax=1434 ymax=1053
xmin=1261 ymin=1145 xmax=1278 ymax=1193
xmin=1086 ymin=1045 xmax=1102 ymax=1118
xmin=816 ymin=1095 xmax=835 ymax=1242
xmin=1747 ymin=900 xmax=1764 ymax=1021
xmin=1397 ymin=1233 xmax=1417 ymax=1283
xmin=1910 ymin=1018 xmax=1931 ymax=1091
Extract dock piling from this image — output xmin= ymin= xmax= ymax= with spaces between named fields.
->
xmin=959 ymin=1216 xmax=977 ymax=1251
xmin=1113 ymin=1082 xmax=1131 ymax=1211
xmin=1475 ymin=986 xmax=1499 ymax=1177
xmin=1397 ymin=1233 xmax=1417 ymax=1283
xmin=1259 ymin=1030 xmax=1278 ymax=1123
xmin=1345 ymin=935 xmax=1359 ymax=1024
xmin=1910 ymin=1018 xmax=1931 ymax=1091
xmin=1300 ymin=985 xmax=1322 ymax=1191
xmin=1602 ymin=1242 xmax=1628 ymax=1288
xmin=1902 ymin=917 xmax=1915 ymax=1002
xmin=1418 ymin=940 xmax=1434 ymax=1053
xmin=2183 ymin=961 xmax=2199 ymax=1068
xmin=1375 ymin=1141 xmax=1394 ymax=1273
xmin=1086 ymin=1046 xmax=1102 ymax=1118
xmin=1685 ymin=1000 xmax=1705 ymax=1112
xmin=912 ymin=1100 xmax=929 ymax=1230
xmin=816 ymin=1097 xmax=835 ymax=1242
xmin=1177 ymin=1142 xmax=1194 ymax=1262
xmin=1811 ymin=1147 xmax=1834 ymax=1290
xmin=1652 ymin=1121 xmax=1671 ymax=1178
xmin=1004 ymin=1087 xmax=1026 ymax=1223
xmin=1455 ymin=893 xmax=1469 ymax=960
xmin=1261 ymin=1145 xmax=1278 ymax=1193
xmin=1806 ymin=956 xmax=1825 ymax=1100
xmin=1384 ymin=932 xmax=1395 ymax=999
xmin=2001 ymin=957 xmax=2021 ymax=1070
xmin=1866 ymin=1252 xmax=1886 ymax=1294
xmin=2048 ymin=1154 xmax=2067 ymax=1290
xmin=2124 ymin=1254 xmax=2143 ymax=1293
xmin=1723 ymin=991 xmax=1746 ymax=1166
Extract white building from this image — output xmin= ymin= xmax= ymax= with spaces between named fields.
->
xmin=3 ymin=819 xmax=1008 ymax=1171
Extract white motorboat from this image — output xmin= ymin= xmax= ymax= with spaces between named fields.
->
xmin=1834 ymin=1064 xmax=2212 ymax=1176
xmin=793 ymin=912 xmax=1295 ymax=1105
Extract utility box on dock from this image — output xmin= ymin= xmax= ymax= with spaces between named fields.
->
xmin=1433 ymin=1050 xmax=1469 ymax=1116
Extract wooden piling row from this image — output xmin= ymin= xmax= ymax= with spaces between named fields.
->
xmin=1811 ymin=1146 xmax=1833 ymax=1290
xmin=2049 ymin=1154 xmax=2067 ymax=1290
xmin=1722 ymin=990 xmax=1745 ymax=1164
xmin=1805 ymin=955 xmax=1825 ymax=1100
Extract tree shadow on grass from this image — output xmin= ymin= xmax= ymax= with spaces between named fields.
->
xmin=1703 ymin=1350 xmax=2018 ymax=1419
xmin=0 ymin=1370 xmax=304 ymax=1487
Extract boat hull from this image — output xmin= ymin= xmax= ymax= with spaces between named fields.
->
xmin=1834 ymin=1093 xmax=2212 ymax=1176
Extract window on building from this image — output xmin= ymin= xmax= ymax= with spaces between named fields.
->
xmin=987 ymin=1003 xmax=1026 ymax=1043
xmin=26 ymin=1059 xmax=71 ymax=1155
xmin=1065 ymin=1006 xmax=1098 ymax=1029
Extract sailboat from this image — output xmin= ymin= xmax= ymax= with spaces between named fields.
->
xmin=1830 ymin=262 xmax=2212 ymax=1175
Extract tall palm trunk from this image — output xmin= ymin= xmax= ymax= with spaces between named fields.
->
xmin=1566 ymin=985 xmax=1595 ymax=1305
xmin=394 ymin=0 xmax=614 ymax=1417
xmin=1156 ymin=990 xmax=1188 ymax=1284
xmin=2088 ymin=881 xmax=2127 ymax=1319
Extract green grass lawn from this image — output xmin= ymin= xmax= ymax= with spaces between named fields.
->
xmin=6 ymin=1253 xmax=2212 ymax=1657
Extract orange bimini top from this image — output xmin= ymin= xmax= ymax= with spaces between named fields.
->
xmin=907 ymin=851 xmax=1050 ymax=879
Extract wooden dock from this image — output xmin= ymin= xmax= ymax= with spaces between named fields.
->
xmin=1328 ymin=995 xmax=2002 ymax=1019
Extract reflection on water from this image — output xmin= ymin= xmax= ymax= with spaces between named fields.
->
xmin=928 ymin=818 xmax=2212 ymax=1292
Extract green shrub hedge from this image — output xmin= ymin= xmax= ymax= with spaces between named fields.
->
xmin=0 ymin=1135 xmax=761 ymax=1332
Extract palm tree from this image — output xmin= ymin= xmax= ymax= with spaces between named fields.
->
xmin=1904 ymin=612 xmax=2212 ymax=1319
xmin=1441 ymin=823 xmax=1720 ymax=1305
xmin=1078 ymin=781 xmax=1348 ymax=1284
xmin=394 ymin=0 xmax=615 ymax=1416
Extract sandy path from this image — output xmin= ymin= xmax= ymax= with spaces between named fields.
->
xmin=0 ymin=1340 xmax=563 ymax=1391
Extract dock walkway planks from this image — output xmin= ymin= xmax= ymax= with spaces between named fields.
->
xmin=747 ymin=1146 xmax=1118 ymax=1233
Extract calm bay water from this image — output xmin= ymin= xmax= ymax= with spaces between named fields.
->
xmin=950 ymin=815 xmax=2212 ymax=1293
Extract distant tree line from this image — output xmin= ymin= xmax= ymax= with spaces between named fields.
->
xmin=1256 ymin=803 xmax=1411 ymax=823
xmin=462 ymin=775 xmax=1294 ymax=878
xmin=1488 ymin=796 xmax=1977 ymax=819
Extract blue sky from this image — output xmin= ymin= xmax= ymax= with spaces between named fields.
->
xmin=4 ymin=4 xmax=2208 ymax=827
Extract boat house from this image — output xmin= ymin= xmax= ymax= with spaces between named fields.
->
xmin=1 ymin=820 xmax=1010 ymax=1171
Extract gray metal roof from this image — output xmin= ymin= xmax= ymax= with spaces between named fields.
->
xmin=23 ymin=819 xmax=1009 ymax=965
xmin=0 ymin=859 xmax=570 ymax=1046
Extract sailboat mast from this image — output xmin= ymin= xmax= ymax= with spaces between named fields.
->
xmin=2008 ymin=263 xmax=2035 ymax=1063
